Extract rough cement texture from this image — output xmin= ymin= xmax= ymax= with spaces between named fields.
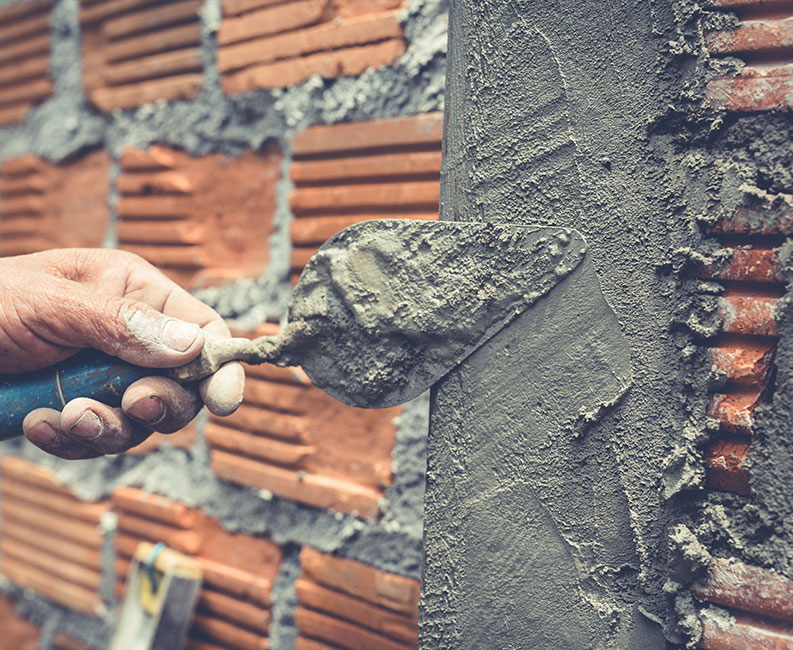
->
xmin=422 ymin=255 xmax=636 ymax=648
xmin=266 ymin=220 xmax=586 ymax=407
xmin=421 ymin=0 xmax=793 ymax=647
xmin=0 ymin=0 xmax=446 ymax=645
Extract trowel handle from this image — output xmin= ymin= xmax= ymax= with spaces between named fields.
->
xmin=0 ymin=349 xmax=165 ymax=441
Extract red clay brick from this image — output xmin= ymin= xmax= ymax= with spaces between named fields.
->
xmin=705 ymin=438 xmax=751 ymax=495
xmin=290 ymin=181 xmax=439 ymax=213
xmin=220 ymin=404 xmax=311 ymax=442
xmin=708 ymin=389 xmax=763 ymax=435
xmin=295 ymin=638 xmax=339 ymax=650
xmin=191 ymin=614 xmax=267 ymax=650
xmin=102 ymin=47 xmax=202 ymax=86
xmin=693 ymin=558 xmax=793 ymax=622
xmin=296 ymin=578 xmax=418 ymax=644
xmin=699 ymin=609 xmax=793 ymax=650
xmin=291 ymin=150 xmax=442 ymax=183
xmin=718 ymin=294 xmax=779 ymax=337
xmin=700 ymin=248 xmax=783 ymax=283
xmin=117 ymin=146 xmax=280 ymax=288
xmin=288 ymin=115 xmax=440 ymax=277
xmin=200 ymin=557 xmax=274 ymax=608
xmin=0 ymin=55 xmax=49 ymax=87
xmin=52 ymin=634 xmax=94 ymax=650
xmin=0 ymin=459 xmax=109 ymax=616
xmin=218 ymin=0 xmax=328 ymax=46
xmin=293 ymin=113 xmax=443 ymax=155
xmin=120 ymin=144 xmax=178 ymax=170
xmin=2 ymin=499 xmax=104 ymax=548
xmin=300 ymin=547 xmax=419 ymax=616
xmin=0 ymin=151 xmax=110 ymax=256
xmin=223 ymin=0 xmax=283 ymax=17
xmin=112 ymin=485 xmax=198 ymax=528
xmin=706 ymin=0 xmax=791 ymax=6
xmin=223 ymin=38 xmax=405 ymax=92
xmin=211 ymin=451 xmax=384 ymax=518
xmin=0 ymin=557 xmax=101 ymax=615
xmin=708 ymin=64 xmax=793 ymax=112
xmin=103 ymin=0 xmax=201 ymax=39
xmin=0 ymin=0 xmax=52 ymax=125
xmin=206 ymin=422 xmax=317 ymax=466
xmin=219 ymin=0 xmax=406 ymax=92
xmin=218 ymin=10 xmax=402 ymax=73
xmin=2 ymin=520 xmax=101 ymax=570
xmin=0 ymin=595 xmax=40 ymax=650
xmin=81 ymin=0 xmax=204 ymax=111
xmin=1 ymin=539 xmax=101 ymax=591
xmin=1 ymin=478 xmax=109 ymax=522
xmin=198 ymin=589 xmax=271 ymax=633
xmin=0 ymin=33 xmax=49 ymax=66
xmin=707 ymin=19 xmax=793 ymax=56
xmin=709 ymin=339 xmax=775 ymax=386
xmin=113 ymin=488 xmax=280 ymax=646
xmin=91 ymin=72 xmax=203 ymax=110
xmin=711 ymin=202 xmax=793 ymax=235
xmin=106 ymin=22 xmax=202 ymax=63
xmin=295 ymin=606 xmax=412 ymax=650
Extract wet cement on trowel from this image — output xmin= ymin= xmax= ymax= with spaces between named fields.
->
xmin=265 ymin=220 xmax=587 ymax=407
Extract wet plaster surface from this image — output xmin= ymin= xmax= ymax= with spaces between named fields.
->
xmin=0 ymin=0 xmax=447 ymax=646
xmin=422 ymin=0 xmax=793 ymax=648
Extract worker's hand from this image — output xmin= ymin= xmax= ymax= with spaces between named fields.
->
xmin=0 ymin=248 xmax=245 ymax=459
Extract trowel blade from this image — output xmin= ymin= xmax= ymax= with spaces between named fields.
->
xmin=281 ymin=219 xmax=589 ymax=408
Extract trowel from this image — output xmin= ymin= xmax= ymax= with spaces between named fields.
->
xmin=0 ymin=219 xmax=618 ymax=439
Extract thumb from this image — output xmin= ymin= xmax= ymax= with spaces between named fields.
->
xmin=48 ymin=288 xmax=206 ymax=368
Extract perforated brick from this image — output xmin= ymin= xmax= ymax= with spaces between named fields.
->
xmin=705 ymin=2 xmax=793 ymax=111
xmin=79 ymin=0 xmax=204 ymax=111
xmin=694 ymin=558 xmax=793 ymax=649
xmin=289 ymin=112 xmax=441 ymax=282
xmin=295 ymin=547 xmax=418 ymax=649
xmin=0 ymin=151 xmax=110 ymax=257
xmin=206 ymin=324 xmax=400 ymax=519
xmin=117 ymin=145 xmax=280 ymax=288
xmin=112 ymin=486 xmax=281 ymax=650
xmin=694 ymin=194 xmax=786 ymax=496
xmin=0 ymin=0 xmax=53 ymax=126
xmin=219 ymin=0 xmax=407 ymax=93
xmin=0 ymin=457 xmax=111 ymax=617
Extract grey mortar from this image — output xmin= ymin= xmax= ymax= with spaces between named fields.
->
xmin=0 ymin=0 xmax=446 ymax=646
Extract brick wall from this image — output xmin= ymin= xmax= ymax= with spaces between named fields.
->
xmin=0 ymin=0 xmax=52 ymax=126
xmin=689 ymin=2 xmax=793 ymax=646
xmin=0 ymin=0 xmax=443 ymax=646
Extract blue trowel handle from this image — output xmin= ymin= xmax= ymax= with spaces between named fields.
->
xmin=0 ymin=349 xmax=166 ymax=441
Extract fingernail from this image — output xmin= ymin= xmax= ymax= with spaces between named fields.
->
xmin=27 ymin=421 xmax=57 ymax=445
xmin=162 ymin=319 xmax=201 ymax=352
xmin=127 ymin=396 xmax=165 ymax=425
xmin=70 ymin=410 xmax=103 ymax=439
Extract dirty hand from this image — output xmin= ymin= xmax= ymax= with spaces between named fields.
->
xmin=0 ymin=248 xmax=245 ymax=459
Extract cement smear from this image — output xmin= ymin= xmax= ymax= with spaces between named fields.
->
xmin=271 ymin=220 xmax=586 ymax=407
